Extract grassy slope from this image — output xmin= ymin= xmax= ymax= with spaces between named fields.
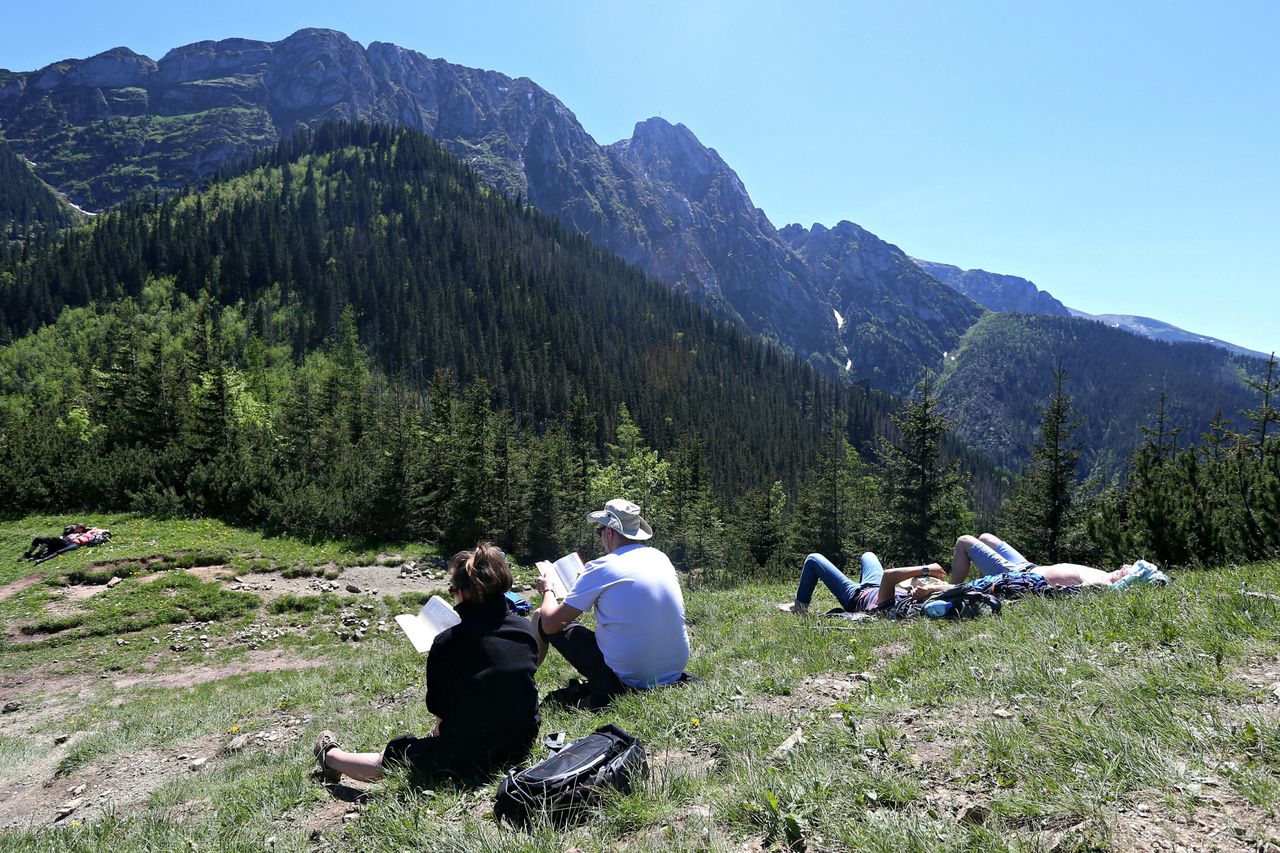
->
xmin=0 ymin=514 xmax=1277 ymax=852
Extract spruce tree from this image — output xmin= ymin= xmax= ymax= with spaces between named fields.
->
xmin=743 ymin=480 xmax=787 ymax=570
xmin=876 ymin=370 xmax=970 ymax=564
xmin=787 ymin=413 xmax=886 ymax=571
xmin=999 ymin=362 xmax=1087 ymax=562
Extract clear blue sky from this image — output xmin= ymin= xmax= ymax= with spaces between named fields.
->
xmin=4 ymin=0 xmax=1277 ymax=355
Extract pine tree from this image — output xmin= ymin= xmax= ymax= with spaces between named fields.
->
xmin=586 ymin=404 xmax=670 ymax=556
xmin=999 ymin=362 xmax=1087 ymax=562
xmin=1127 ymin=393 xmax=1184 ymax=566
xmin=877 ymin=370 xmax=970 ymax=564
xmin=743 ymin=480 xmax=788 ymax=570
xmin=1239 ymin=355 xmax=1280 ymax=556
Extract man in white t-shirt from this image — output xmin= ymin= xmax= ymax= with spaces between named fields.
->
xmin=535 ymin=499 xmax=691 ymax=708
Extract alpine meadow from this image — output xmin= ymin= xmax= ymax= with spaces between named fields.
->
xmin=1 ymin=24 xmax=1278 ymax=853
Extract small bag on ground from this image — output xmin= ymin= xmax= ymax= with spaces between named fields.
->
xmin=494 ymin=723 xmax=648 ymax=828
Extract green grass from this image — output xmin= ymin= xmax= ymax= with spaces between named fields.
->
xmin=1 ymin=514 xmax=1279 ymax=850
xmin=268 ymin=592 xmax=344 ymax=615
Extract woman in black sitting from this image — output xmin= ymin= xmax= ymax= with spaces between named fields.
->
xmin=314 ymin=542 xmax=539 ymax=783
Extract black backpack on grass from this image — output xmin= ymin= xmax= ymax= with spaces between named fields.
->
xmin=494 ymin=724 xmax=648 ymax=828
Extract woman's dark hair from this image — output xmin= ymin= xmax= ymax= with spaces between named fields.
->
xmin=447 ymin=541 xmax=512 ymax=603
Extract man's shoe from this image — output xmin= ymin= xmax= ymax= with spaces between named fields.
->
xmin=313 ymin=730 xmax=341 ymax=782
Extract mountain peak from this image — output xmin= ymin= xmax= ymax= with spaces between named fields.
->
xmin=624 ymin=117 xmax=720 ymax=166
xmin=284 ymin=28 xmax=362 ymax=44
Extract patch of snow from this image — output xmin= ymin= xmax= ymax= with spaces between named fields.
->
xmin=56 ymin=192 xmax=98 ymax=217
xmin=833 ymin=308 xmax=845 ymax=330
xmin=845 ymin=359 xmax=852 ymax=371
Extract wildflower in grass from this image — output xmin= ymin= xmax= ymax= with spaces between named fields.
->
xmin=228 ymin=725 xmax=240 ymax=734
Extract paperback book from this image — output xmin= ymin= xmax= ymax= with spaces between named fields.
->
xmin=536 ymin=552 xmax=585 ymax=599
xmin=394 ymin=595 xmax=462 ymax=654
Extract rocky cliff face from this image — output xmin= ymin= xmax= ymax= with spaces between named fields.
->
xmin=783 ymin=222 xmax=986 ymax=389
xmin=0 ymin=28 xmax=981 ymax=388
xmin=913 ymin=259 xmax=1070 ymax=317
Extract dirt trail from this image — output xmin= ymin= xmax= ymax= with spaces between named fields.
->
xmin=0 ymin=649 xmax=327 ymax=703
xmin=0 ymin=650 xmax=332 ymax=829
xmin=0 ymin=572 xmax=44 ymax=602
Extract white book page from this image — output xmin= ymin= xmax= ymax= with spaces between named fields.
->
xmin=537 ymin=552 xmax=585 ymax=599
xmin=394 ymin=595 xmax=461 ymax=654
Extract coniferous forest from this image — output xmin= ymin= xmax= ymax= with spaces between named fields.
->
xmin=0 ymin=139 xmax=83 ymax=240
xmin=2 ymin=122 xmax=1278 ymax=576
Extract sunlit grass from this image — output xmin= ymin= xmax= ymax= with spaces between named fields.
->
xmin=1 ymin=514 xmax=1278 ymax=851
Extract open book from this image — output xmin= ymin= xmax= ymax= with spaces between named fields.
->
xmin=535 ymin=552 xmax=585 ymax=599
xmin=394 ymin=595 xmax=462 ymax=654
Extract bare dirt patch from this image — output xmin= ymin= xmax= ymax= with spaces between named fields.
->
xmin=651 ymin=742 xmax=721 ymax=779
xmin=137 ymin=565 xmax=233 ymax=584
xmin=218 ymin=563 xmax=455 ymax=603
xmin=0 ymin=704 xmax=318 ymax=829
xmin=1105 ymin=789 xmax=1279 ymax=852
xmin=869 ymin=641 xmax=910 ymax=668
xmin=300 ymin=797 xmax=363 ymax=836
xmin=746 ymin=671 xmax=873 ymax=715
xmin=1234 ymin=651 xmax=1280 ymax=699
xmin=38 ymin=582 xmax=106 ymax=615
xmin=110 ymin=648 xmax=329 ymax=690
xmin=0 ymin=732 xmax=222 ymax=830
xmin=0 ymin=649 xmax=328 ymax=708
xmin=0 ymin=572 xmax=44 ymax=602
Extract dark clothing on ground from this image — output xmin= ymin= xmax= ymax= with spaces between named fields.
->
xmin=383 ymin=596 xmax=539 ymax=780
xmin=24 ymin=536 xmax=69 ymax=560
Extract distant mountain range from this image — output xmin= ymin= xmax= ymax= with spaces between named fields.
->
xmin=914 ymin=258 xmax=1273 ymax=360
xmin=0 ymin=28 xmax=1269 ymax=470
xmin=1066 ymin=309 xmax=1270 ymax=360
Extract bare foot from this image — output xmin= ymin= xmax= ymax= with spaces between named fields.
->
xmin=776 ymin=602 xmax=808 ymax=614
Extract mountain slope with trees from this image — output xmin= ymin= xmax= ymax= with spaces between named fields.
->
xmin=1 ymin=122 xmax=960 ymax=561
xmin=3 ymin=29 xmax=1265 ymax=481
xmin=0 ymin=139 xmax=84 ymax=237
xmin=0 ymin=29 xmax=985 ymax=391
xmin=936 ymin=312 xmax=1262 ymax=474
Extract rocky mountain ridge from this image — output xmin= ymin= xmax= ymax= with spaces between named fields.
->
xmin=911 ymin=259 xmax=1070 ymax=317
xmin=914 ymin=257 xmax=1269 ymax=360
xmin=0 ymin=28 xmax=979 ymax=389
xmin=783 ymin=222 xmax=983 ymax=390
xmin=0 ymin=27 xmax=1264 ymax=392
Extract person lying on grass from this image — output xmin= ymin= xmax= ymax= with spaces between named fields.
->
xmin=22 ymin=523 xmax=111 ymax=564
xmin=22 ymin=523 xmax=86 ymax=561
xmin=313 ymin=542 xmax=539 ymax=784
xmin=776 ymin=552 xmax=950 ymax=615
xmin=949 ymin=533 xmax=1169 ymax=587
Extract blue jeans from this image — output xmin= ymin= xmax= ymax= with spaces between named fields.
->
xmin=794 ymin=552 xmax=883 ymax=609
xmin=968 ymin=539 xmax=1034 ymax=576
